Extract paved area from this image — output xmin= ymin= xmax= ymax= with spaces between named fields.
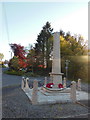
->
xmin=23 ymin=87 xmax=89 ymax=104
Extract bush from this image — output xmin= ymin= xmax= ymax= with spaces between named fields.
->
xmin=4 ymin=69 xmax=40 ymax=77
xmin=24 ymin=72 xmax=39 ymax=77
xmin=4 ymin=69 xmax=25 ymax=76
xmin=2 ymin=64 xmax=7 ymax=68
xmin=8 ymin=56 xmax=20 ymax=71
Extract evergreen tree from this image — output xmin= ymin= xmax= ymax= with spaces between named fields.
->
xmin=35 ymin=21 xmax=53 ymax=70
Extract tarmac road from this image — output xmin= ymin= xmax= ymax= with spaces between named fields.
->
xmin=2 ymin=68 xmax=89 ymax=92
xmin=2 ymin=68 xmax=45 ymax=87
xmin=2 ymin=68 xmax=22 ymax=87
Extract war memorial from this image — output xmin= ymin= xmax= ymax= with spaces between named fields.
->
xmin=21 ymin=32 xmax=88 ymax=105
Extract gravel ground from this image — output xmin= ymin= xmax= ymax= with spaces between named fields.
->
xmin=2 ymin=85 xmax=89 ymax=119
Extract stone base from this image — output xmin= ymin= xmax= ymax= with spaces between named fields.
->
xmin=22 ymin=87 xmax=89 ymax=105
xmin=49 ymin=72 xmax=63 ymax=85
xmin=42 ymin=86 xmax=71 ymax=93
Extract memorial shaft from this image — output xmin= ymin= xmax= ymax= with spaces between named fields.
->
xmin=52 ymin=32 xmax=61 ymax=73
xmin=50 ymin=32 xmax=63 ymax=87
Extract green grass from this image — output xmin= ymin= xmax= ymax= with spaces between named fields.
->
xmin=3 ymin=69 xmax=40 ymax=77
xmin=4 ymin=70 xmax=25 ymax=76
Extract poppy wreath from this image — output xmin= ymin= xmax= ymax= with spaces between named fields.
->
xmin=46 ymin=83 xmax=54 ymax=88
xmin=46 ymin=83 xmax=63 ymax=88
xmin=58 ymin=83 xmax=63 ymax=88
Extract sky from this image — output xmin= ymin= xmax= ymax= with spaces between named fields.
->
xmin=0 ymin=0 xmax=88 ymax=60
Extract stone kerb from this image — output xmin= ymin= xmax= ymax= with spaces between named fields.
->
xmin=70 ymin=81 xmax=76 ymax=103
xmin=32 ymin=80 xmax=38 ymax=105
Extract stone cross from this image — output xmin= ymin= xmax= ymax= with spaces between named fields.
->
xmin=50 ymin=32 xmax=63 ymax=88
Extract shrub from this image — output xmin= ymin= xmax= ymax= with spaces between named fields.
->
xmin=24 ymin=72 xmax=39 ymax=77
xmin=4 ymin=69 xmax=25 ymax=76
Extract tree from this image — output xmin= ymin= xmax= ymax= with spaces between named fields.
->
xmin=60 ymin=31 xmax=87 ymax=57
xmin=59 ymin=30 xmax=88 ymax=80
xmin=8 ymin=56 xmax=20 ymax=70
xmin=9 ymin=43 xmax=26 ymax=59
xmin=9 ymin=44 xmax=28 ymax=70
xmin=27 ymin=45 xmax=36 ymax=72
xmin=0 ymin=53 xmax=4 ymax=61
xmin=34 ymin=21 xmax=53 ymax=70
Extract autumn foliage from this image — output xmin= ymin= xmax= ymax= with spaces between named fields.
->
xmin=9 ymin=44 xmax=28 ymax=70
xmin=10 ymin=44 xmax=26 ymax=59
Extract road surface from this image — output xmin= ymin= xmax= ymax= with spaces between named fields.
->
xmin=2 ymin=68 xmax=45 ymax=87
